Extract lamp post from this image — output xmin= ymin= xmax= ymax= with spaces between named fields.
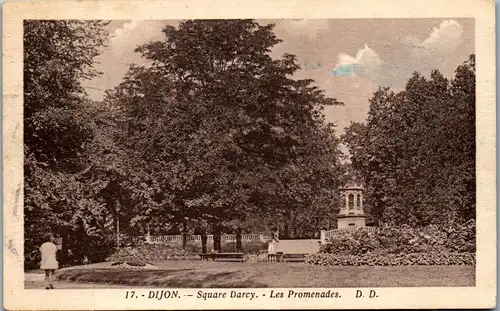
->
xmin=115 ymin=201 xmax=121 ymax=252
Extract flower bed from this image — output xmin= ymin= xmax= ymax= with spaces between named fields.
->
xmin=305 ymin=252 xmax=475 ymax=266
xmin=106 ymin=245 xmax=201 ymax=262
xmin=109 ymin=261 xmax=159 ymax=270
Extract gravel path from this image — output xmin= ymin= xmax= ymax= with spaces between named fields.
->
xmin=25 ymin=272 xmax=134 ymax=289
xmin=25 ymin=279 xmax=134 ymax=289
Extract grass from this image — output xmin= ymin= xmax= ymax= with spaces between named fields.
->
xmin=24 ymin=280 xmax=138 ymax=289
xmin=53 ymin=260 xmax=475 ymax=288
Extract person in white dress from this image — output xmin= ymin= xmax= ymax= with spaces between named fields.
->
xmin=267 ymin=238 xmax=278 ymax=262
xmin=40 ymin=233 xmax=59 ymax=289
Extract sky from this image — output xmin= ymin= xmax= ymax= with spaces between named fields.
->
xmin=83 ymin=18 xmax=474 ymax=133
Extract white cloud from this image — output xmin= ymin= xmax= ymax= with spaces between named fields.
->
xmin=111 ymin=20 xmax=142 ymax=43
xmin=109 ymin=20 xmax=170 ymax=55
xmin=333 ymin=44 xmax=383 ymax=81
xmin=404 ymin=19 xmax=464 ymax=56
xmin=377 ymin=19 xmax=465 ymax=88
xmin=422 ymin=20 xmax=464 ymax=51
xmin=336 ymin=20 xmax=466 ymax=88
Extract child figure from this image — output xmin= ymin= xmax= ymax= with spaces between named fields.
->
xmin=267 ymin=238 xmax=278 ymax=262
xmin=40 ymin=233 xmax=59 ymax=289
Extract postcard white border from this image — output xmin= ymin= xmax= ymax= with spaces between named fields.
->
xmin=3 ymin=0 xmax=496 ymax=309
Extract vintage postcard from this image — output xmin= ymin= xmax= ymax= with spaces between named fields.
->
xmin=3 ymin=0 xmax=496 ymax=309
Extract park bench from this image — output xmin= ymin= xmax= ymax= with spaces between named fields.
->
xmin=281 ymin=254 xmax=307 ymax=262
xmin=199 ymin=252 xmax=245 ymax=262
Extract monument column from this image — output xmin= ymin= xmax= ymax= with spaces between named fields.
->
xmin=337 ymin=183 xmax=366 ymax=229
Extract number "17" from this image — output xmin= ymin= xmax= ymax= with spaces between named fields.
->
xmin=125 ymin=291 xmax=136 ymax=299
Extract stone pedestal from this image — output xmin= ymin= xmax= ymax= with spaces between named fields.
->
xmin=337 ymin=215 xmax=366 ymax=229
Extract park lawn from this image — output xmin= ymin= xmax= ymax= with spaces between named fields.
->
xmin=24 ymin=280 xmax=138 ymax=289
xmin=53 ymin=261 xmax=475 ymax=288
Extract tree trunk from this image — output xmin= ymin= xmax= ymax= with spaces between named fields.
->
xmin=182 ymin=220 xmax=188 ymax=250
xmin=213 ymin=224 xmax=222 ymax=252
xmin=201 ymin=231 xmax=208 ymax=254
xmin=283 ymin=220 xmax=289 ymax=239
xmin=236 ymin=227 xmax=242 ymax=252
xmin=297 ymin=227 xmax=303 ymax=239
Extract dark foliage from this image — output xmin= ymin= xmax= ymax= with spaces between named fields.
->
xmin=306 ymin=252 xmax=476 ymax=266
xmin=319 ymin=220 xmax=475 ymax=256
xmin=343 ymin=55 xmax=476 ymax=227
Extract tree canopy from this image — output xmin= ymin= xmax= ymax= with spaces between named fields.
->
xmin=24 ymin=20 xmax=114 ymax=267
xmin=105 ymin=20 xmax=345 ymax=247
xmin=343 ymin=55 xmax=475 ymax=227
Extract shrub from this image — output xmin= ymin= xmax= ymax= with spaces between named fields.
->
xmin=320 ymin=222 xmax=475 ymax=255
xmin=320 ymin=230 xmax=381 ymax=255
xmin=442 ymin=219 xmax=476 ymax=252
xmin=305 ymin=252 xmax=476 ymax=266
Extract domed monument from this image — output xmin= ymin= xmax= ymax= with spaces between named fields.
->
xmin=337 ymin=183 xmax=366 ymax=229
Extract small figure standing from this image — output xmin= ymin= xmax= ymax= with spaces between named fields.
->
xmin=267 ymin=238 xmax=278 ymax=263
xmin=40 ymin=233 xmax=59 ymax=289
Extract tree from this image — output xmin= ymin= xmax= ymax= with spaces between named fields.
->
xmin=24 ymin=20 xmax=111 ymax=267
xmin=343 ymin=55 xmax=476 ymax=227
xmin=106 ymin=19 xmax=344 ymax=250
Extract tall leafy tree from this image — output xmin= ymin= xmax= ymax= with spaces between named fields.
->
xmin=343 ymin=55 xmax=476 ymax=227
xmin=106 ymin=19 xmax=344 ymax=250
xmin=24 ymin=20 xmax=112 ymax=267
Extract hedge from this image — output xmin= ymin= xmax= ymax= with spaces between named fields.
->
xmin=320 ymin=219 xmax=475 ymax=256
xmin=305 ymin=252 xmax=475 ymax=266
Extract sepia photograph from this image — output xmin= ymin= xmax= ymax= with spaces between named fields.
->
xmin=3 ymin=0 xmax=496 ymax=309
xmin=23 ymin=17 xmax=478 ymax=289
